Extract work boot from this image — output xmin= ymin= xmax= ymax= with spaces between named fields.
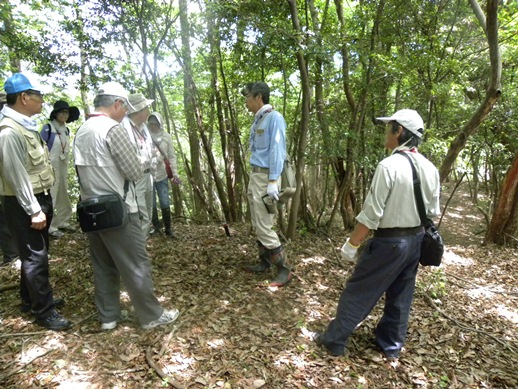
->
xmin=269 ymin=245 xmax=292 ymax=287
xmin=244 ymin=241 xmax=271 ymax=273
xmin=151 ymin=207 xmax=161 ymax=234
xmin=162 ymin=207 xmax=175 ymax=238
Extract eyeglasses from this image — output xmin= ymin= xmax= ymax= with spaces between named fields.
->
xmin=24 ymin=90 xmax=44 ymax=100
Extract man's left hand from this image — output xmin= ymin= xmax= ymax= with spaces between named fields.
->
xmin=341 ymin=238 xmax=359 ymax=263
xmin=267 ymin=182 xmax=279 ymax=200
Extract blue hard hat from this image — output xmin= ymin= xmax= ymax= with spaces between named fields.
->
xmin=3 ymin=73 xmax=37 ymax=95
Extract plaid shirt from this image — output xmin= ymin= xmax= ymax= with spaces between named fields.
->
xmin=106 ymin=123 xmax=143 ymax=182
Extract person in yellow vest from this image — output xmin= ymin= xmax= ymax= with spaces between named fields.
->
xmin=0 ymin=73 xmax=71 ymax=331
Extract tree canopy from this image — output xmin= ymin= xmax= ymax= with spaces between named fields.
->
xmin=1 ymin=0 xmax=518 ymax=243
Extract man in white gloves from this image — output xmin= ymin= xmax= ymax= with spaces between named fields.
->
xmin=315 ymin=109 xmax=440 ymax=358
xmin=241 ymin=82 xmax=292 ymax=287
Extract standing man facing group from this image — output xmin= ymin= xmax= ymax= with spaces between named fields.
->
xmin=241 ymin=82 xmax=292 ymax=287
xmin=0 ymin=73 xmax=70 ymax=330
xmin=73 ymin=82 xmax=179 ymax=330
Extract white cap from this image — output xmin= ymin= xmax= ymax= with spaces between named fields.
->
xmin=376 ymin=109 xmax=424 ymax=138
xmin=96 ymin=81 xmax=134 ymax=110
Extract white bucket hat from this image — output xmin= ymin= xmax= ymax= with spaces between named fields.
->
xmin=377 ymin=109 xmax=424 ymax=138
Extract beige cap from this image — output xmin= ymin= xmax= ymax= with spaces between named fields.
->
xmin=128 ymin=93 xmax=154 ymax=114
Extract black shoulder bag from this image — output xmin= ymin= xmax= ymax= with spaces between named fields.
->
xmin=397 ymin=151 xmax=444 ymax=266
xmin=75 ymin=166 xmax=129 ymax=233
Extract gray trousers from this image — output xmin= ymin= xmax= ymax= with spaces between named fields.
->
xmin=135 ymin=172 xmax=153 ymax=236
xmin=87 ymin=213 xmax=163 ymax=325
xmin=320 ymin=232 xmax=423 ymax=357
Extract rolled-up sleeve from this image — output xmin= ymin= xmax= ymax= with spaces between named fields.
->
xmin=268 ymin=112 xmax=286 ymax=181
xmin=355 ymin=164 xmax=393 ymax=230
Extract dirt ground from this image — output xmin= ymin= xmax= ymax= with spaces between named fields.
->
xmin=0 ymin=182 xmax=517 ymax=388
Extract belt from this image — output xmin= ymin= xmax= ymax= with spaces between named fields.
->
xmin=143 ymin=169 xmax=150 ymax=173
xmin=251 ymin=165 xmax=269 ymax=174
xmin=374 ymin=226 xmax=424 ymax=238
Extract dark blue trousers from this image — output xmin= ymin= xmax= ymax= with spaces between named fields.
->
xmin=320 ymin=232 xmax=423 ymax=357
xmin=3 ymin=193 xmax=56 ymax=318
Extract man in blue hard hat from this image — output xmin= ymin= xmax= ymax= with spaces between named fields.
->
xmin=0 ymin=73 xmax=71 ymax=331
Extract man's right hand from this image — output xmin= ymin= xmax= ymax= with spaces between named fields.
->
xmin=31 ymin=211 xmax=46 ymax=230
xmin=171 ymin=175 xmax=182 ymax=185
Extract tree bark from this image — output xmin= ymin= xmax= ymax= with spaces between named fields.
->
xmin=178 ymin=0 xmax=209 ymax=219
xmin=486 ymin=154 xmax=518 ymax=245
xmin=286 ymin=0 xmax=311 ymax=240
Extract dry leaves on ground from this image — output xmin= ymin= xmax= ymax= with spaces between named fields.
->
xmin=0 ymin=183 xmax=516 ymax=388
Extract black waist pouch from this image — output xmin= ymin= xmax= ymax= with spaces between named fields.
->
xmin=77 ymin=193 xmax=128 ymax=232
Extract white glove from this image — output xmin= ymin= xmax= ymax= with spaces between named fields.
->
xmin=341 ymin=238 xmax=359 ymax=263
xmin=267 ymin=182 xmax=279 ymax=201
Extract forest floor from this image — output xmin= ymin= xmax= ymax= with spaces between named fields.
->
xmin=0 ymin=182 xmax=517 ymax=389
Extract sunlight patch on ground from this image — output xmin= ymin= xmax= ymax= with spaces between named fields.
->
xmin=164 ymin=353 xmax=196 ymax=376
xmin=274 ymin=352 xmax=308 ymax=369
xmin=207 ymin=338 xmax=225 ymax=348
xmin=21 ymin=345 xmax=48 ymax=363
xmin=495 ymin=304 xmax=518 ymax=324
xmin=442 ymin=249 xmax=475 ymax=266
xmin=466 ymin=287 xmax=495 ymax=299
xmin=300 ymin=255 xmax=326 ymax=265
xmin=446 ymin=208 xmax=482 ymax=221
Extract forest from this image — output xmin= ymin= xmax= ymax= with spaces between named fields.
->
xmin=0 ymin=0 xmax=517 ymax=388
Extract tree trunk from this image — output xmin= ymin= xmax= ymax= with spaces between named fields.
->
xmin=178 ymin=0 xmax=208 ymax=220
xmin=206 ymin=3 xmax=237 ymax=222
xmin=486 ymin=154 xmax=518 ymax=246
xmin=286 ymin=0 xmax=311 ymax=240
xmin=439 ymin=0 xmax=501 ymax=182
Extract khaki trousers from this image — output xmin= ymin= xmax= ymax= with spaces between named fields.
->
xmin=247 ymin=171 xmax=281 ymax=249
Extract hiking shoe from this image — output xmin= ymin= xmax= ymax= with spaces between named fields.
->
xmin=101 ymin=310 xmax=129 ymax=330
xmin=49 ymin=230 xmax=64 ymax=238
xmin=35 ymin=310 xmax=72 ymax=331
xmin=21 ymin=298 xmax=65 ymax=313
xmin=141 ymin=309 xmax=179 ymax=330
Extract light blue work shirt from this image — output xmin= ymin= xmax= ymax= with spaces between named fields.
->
xmin=249 ymin=104 xmax=286 ymax=181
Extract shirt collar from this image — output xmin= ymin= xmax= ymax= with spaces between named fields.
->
xmin=254 ymin=104 xmax=273 ymax=119
xmin=1 ymin=106 xmax=39 ymax=132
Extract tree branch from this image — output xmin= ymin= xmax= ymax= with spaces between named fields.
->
xmin=145 ymin=347 xmax=184 ymax=389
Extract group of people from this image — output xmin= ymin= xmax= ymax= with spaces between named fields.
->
xmin=0 ymin=74 xmax=181 ymax=331
xmin=0 ymin=74 xmax=440 ymax=361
